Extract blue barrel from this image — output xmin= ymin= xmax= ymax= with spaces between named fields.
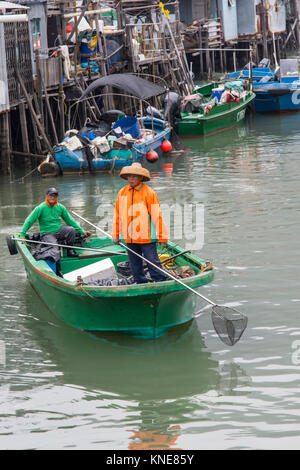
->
xmin=212 ymin=88 xmax=224 ymax=102
xmin=80 ymin=38 xmax=99 ymax=55
xmin=80 ymin=37 xmax=99 ymax=66
xmin=113 ymin=116 xmax=141 ymax=139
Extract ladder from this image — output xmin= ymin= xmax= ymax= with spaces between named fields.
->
xmin=116 ymin=0 xmax=194 ymax=97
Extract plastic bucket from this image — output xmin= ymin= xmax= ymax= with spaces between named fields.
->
xmin=113 ymin=116 xmax=141 ymax=139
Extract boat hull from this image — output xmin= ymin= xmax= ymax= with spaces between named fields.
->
xmin=254 ymin=87 xmax=300 ymax=112
xmin=41 ymin=118 xmax=171 ymax=176
xmin=17 ymin=238 xmax=214 ymax=339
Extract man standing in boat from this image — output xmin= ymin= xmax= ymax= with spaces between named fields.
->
xmin=20 ymin=187 xmax=91 ymax=258
xmin=112 ymin=163 xmax=168 ymax=284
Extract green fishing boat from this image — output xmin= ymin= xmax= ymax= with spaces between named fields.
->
xmin=176 ymin=82 xmax=255 ymax=137
xmin=8 ymin=235 xmax=214 ymax=339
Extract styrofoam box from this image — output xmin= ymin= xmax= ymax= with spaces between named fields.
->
xmin=64 ymin=258 xmax=117 ymax=284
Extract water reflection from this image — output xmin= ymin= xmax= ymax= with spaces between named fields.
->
xmin=23 ymin=285 xmax=219 ymax=400
xmin=17 ymin=284 xmax=250 ymax=449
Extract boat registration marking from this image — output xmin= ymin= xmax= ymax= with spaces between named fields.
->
xmin=237 ymin=109 xmax=246 ymax=122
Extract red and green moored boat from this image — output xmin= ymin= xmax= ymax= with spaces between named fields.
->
xmin=177 ymin=82 xmax=255 ymax=137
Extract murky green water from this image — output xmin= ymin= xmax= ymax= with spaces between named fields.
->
xmin=1 ymin=112 xmax=300 ymax=449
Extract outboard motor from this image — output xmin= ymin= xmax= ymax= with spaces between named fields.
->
xmin=259 ymin=75 xmax=272 ymax=83
xmin=243 ymin=61 xmax=256 ymax=70
xmin=258 ymin=58 xmax=270 ymax=68
xmin=163 ymin=92 xmax=181 ymax=127
xmin=145 ymin=106 xmax=162 ymax=120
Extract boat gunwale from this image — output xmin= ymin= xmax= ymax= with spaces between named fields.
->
xmin=16 ymin=238 xmax=214 ymax=298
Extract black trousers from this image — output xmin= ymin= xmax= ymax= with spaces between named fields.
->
xmin=127 ymin=242 xmax=168 ymax=284
xmin=41 ymin=226 xmax=77 ymax=262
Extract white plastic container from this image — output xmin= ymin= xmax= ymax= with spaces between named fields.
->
xmin=64 ymin=258 xmax=117 ymax=284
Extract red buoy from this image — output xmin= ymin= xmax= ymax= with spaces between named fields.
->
xmin=205 ymin=105 xmax=212 ymax=116
xmin=161 ymin=140 xmax=172 ymax=153
xmin=146 ymin=150 xmax=159 ymax=162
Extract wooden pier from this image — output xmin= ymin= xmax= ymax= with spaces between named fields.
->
xmin=0 ymin=0 xmax=299 ymax=175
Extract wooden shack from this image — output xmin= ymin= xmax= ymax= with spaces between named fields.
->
xmin=11 ymin=0 xmax=48 ymax=73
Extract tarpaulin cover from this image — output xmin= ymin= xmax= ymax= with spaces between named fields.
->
xmin=79 ymin=74 xmax=165 ymax=101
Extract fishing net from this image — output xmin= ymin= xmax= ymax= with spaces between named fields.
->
xmin=211 ymin=306 xmax=248 ymax=346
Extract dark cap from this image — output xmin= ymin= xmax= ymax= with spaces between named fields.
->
xmin=45 ymin=187 xmax=58 ymax=195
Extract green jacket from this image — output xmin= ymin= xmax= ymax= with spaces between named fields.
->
xmin=20 ymin=202 xmax=84 ymax=237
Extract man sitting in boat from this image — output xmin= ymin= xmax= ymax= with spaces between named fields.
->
xmin=112 ymin=163 xmax=168 ymax=284
xmin=20 ymin=188 xmax=91 ymax=258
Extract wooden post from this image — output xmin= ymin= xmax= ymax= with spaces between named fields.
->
xmin=0 ymin=112 xmax=11 ymax=175
xmin=19 ymin=101 xmax=31 ymax=169
xmin=199 ymin=26 xmax=204 ymax=79
xmin=223 ymin=49 xmax=227 ymax=73
xmin=35 ymin=50 xmax=44 ymax=125
xmin=220 ymin=48 xmax=224 ymax=73
xmin=292 ymin=0 xmax=300 ymax=47
xmin=205 ymin=36 xmax=211 ymax=79
xmin=58 ymin=51 xmax=65 ymax=140
xmin=15 ymin=69 xmax=53 ymax=154
xmin=35 ymin=53 xmax=59 ymax=144
xmin=260 ymin=2 xmax=268 ymax=59
xmin=60 ymin=1 xmax=67 ymax=43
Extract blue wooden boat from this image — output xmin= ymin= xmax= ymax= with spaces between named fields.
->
xmin=227 ymin=67 xmax=275 ymax=83
xmin=228 ymin=59 xmax=300 ymax=113
xmin=39 ymin=117 xmax=170 ymax=176
xmin=252 ymin=80 xmax=300 ymax=113
xmin=38 ymin=74 xmax=171 ymax=176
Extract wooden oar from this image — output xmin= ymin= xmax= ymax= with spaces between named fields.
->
xmin=11 ymin=237 xmax=127 ymax=257
xmin=72 ymin=211 xmax=248 ymax=346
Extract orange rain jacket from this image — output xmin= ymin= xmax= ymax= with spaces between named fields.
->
xmin=112 ymin=182 xmax=168 ymax=244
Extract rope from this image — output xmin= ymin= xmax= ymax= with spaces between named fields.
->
xmin=109 ymin=155 xmax=118 ymax=173
xmin=75 ymin=283 xmax=96 ymax=299
xmin=10 ymin=165 xmax=39 ymax=184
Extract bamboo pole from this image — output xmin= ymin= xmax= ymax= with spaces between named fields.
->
xmin=15 ymin=70 xmax=53 ymax=154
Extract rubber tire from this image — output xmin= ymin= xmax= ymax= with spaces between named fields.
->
xmin=6 ymin=235 xmax=18 ymax=255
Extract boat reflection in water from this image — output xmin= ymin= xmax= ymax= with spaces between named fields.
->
xmin=24 ymin=284 xmax=249 ymax=449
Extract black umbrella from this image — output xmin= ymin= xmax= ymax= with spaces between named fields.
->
xmin=79 ymin=73 xmax=166 ymax=101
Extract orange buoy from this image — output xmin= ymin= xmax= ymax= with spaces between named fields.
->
xmin=146 ymin=150 xmax=159 ymax=162
xmin=160 ymin=140 xmax=172 ymax=152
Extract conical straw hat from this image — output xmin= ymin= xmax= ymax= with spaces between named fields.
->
xmin=120 ymin=162 xmax=150 ymax=182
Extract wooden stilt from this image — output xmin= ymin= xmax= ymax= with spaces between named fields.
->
xmin=58 ymin=52 xmax=65 ymax=141
xmin=16 ymin=69 xmax=53 ymax=154
xmin=19 ymin=100 xmax=31 ymax=169
xmin=0 ymin=112 xmax=11 ymax=175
